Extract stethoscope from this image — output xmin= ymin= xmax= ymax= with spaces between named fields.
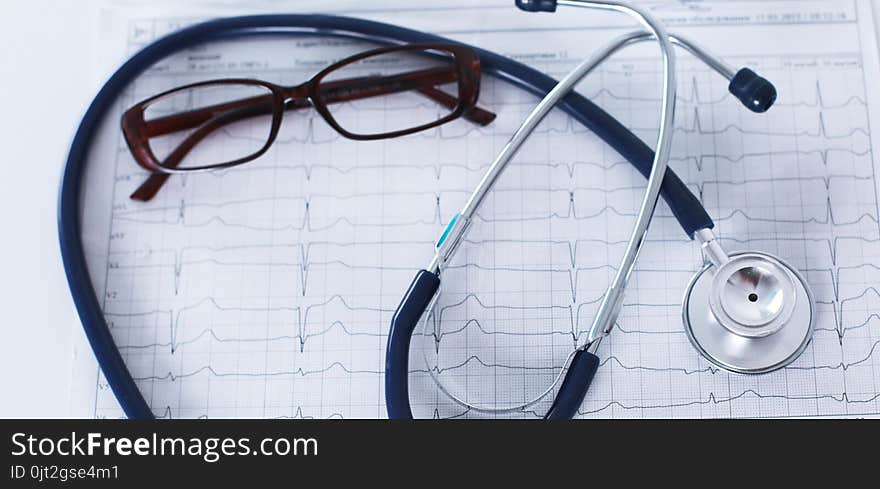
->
xmin=385 ymin=0 xmax=815 ymax=419
xmin=58 ymin=1 xmax=814 ymax=420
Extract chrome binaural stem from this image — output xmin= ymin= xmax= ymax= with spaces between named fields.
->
xmin=428 ymin=1 xmax=744 ymax=354
xmin=695 ymin=228 xmax=730 ymax=268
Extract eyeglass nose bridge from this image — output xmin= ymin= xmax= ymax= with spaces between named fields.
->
xmin=282 ymin=83 xmax=313 ymax=107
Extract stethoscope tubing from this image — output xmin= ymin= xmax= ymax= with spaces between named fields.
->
xmin=59 ymin=13 xmax=711 ymax=419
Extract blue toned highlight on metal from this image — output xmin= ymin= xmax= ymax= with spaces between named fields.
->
xmin=436 ymin=213 xmax=460 ymax=248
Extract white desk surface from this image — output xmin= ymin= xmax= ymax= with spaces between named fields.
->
xmin=0 ymin=0 xmax=99 ymax=417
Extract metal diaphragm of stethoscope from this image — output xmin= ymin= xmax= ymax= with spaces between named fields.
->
xmin=385 ymin=0 xmax=815 ymax=419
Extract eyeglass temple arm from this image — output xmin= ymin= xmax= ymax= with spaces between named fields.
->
xmin=416 ymin=86 xmax=495 ymax=125
xmin=317 ymin=67 xmax=495 ymax=124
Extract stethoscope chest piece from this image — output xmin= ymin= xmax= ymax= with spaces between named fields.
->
xmin=683 ymin=252 xmax=814 ymax=374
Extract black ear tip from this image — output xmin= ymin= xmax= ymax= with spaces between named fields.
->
xmin=750 ymin=83 xmax=777 ymax=113
xmin=515 ymin=0 xmax=557 ymax=12
xmin=728 ymin=68 xmax=777 ymax=113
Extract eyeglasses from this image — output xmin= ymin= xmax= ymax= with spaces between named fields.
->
xmin=121 ymin=43 xmax=496 ymax=201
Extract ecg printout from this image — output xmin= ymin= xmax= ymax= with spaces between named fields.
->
xmin=69 ymin=0 xmax=880 ymax=418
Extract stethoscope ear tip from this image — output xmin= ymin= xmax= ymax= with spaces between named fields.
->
xmin=729 ymin=67 xmax=777 ymax=113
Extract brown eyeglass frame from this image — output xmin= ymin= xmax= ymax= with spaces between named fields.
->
xmin=121 ymin=43 xmax=496 ymax=201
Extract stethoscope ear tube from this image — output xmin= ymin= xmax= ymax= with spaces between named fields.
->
xmin=543 ymin=350 xmax=600 ymax=419
xmin=385 ymin=270 xmax=441 ymax=419
xmin=386 ymin=269 xmax=602 ymax=419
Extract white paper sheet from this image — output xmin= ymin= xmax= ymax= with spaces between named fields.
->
xmin=69 ymin=0 xmax=880 ymax=418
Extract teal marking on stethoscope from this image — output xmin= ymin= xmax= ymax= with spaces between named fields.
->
xmin=436 ymin=213 xmax=460 ymax=248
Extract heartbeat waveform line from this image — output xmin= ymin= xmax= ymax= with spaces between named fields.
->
xmin=835 ymin=286 xmax=880 ymax=332
xmin=110 ymin=211 xmax=880 ymax=388
xmin=110 ymin=239 xmax=434 ymax=295
xmin=108 ymin=235 xmax=692 ymax=297
xmin=123 ymin=257 xmax=416 ymax=297
xmin=139 ymin=328 xmax=880 ymax=388
xmin=813 ymin=313 xmax=880 ymax=342
xmin=113 ymin=191 xmax=878 ymax=232
xmin=155 ymin=406 xmax=348 ymax=419
xmin=109 ymin=216 xmax=879 ymax=309
xmin=631 ymin=107 xmax=869 ymax=140
xmin=426 ymin=292 xmax=576 ymax=342
xmin=418 ymin=317 xmax=578 ymax=354
xmin=440 ymin=262 xmax=696 ymax=303
xmin=120 ymin=256 xmax=684 ymax=300
xmin=105 ymin=294 xmax=392 ymax=354
xmin=110 ymin=276 xmax=880 ymax=358
xmin=574 ymin=390 xmax=880 ymax=417
xmin=426 ymin=279 xmax=880 ymax=345
xmin=110 ymin=233 xmax=879 ymax=286
xmin=114 ymin=145 xmax=872 ymax=187
xmin=428 ymin=338 xmax=880 ymax=418
xmin=117 ymin=172 xmax=874 ymax=221
xmin=712 ymin=201 xmax=877 ymax=227
xmin=160 ymin=227 xmax=874 ymax=255
xmin=717 ymin=235 xmax=880 ymax=265
xmin=119 ymin=319 xmax=386 ymax=354
xmin=424 ymin=354 xmax=566 ymax=378
xmin=135 ymin=361 xmax=384 ymax=382
xmin=131 ymin=330 xmax=880 ymax=414
xmin=271 ymin=407 xmax=346 ymax=420
xmin=805 ymin=259 xmax=880 ymax=296
xmin=690 ymin=174 xmax=875 ymax=198
xmin=670 ymin=147 xmax=871 ymax=171
xmin=590 ymin=77 xmax=867 ymax=110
